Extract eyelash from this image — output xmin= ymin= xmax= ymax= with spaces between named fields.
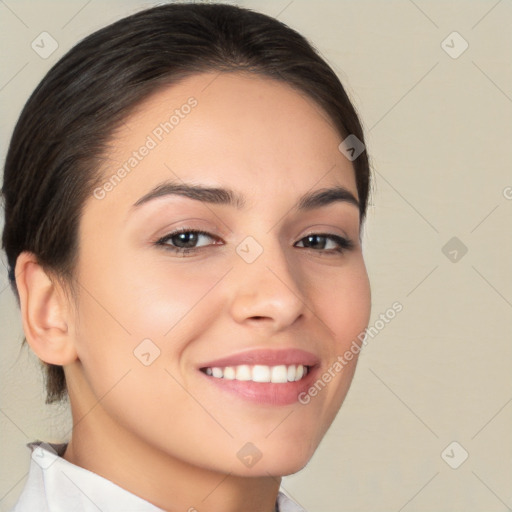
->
xmin=155 ymin=227 xmax=354 ymax=256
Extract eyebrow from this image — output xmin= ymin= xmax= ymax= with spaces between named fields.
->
xmin=130 ymin=180 xmax=360 ymax=214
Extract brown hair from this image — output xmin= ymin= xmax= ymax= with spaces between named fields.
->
xmin=1 ymin=2 xmax=372 ymax=403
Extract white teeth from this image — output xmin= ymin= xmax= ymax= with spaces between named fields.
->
xmin=235 ymin=365 xmax=252 ymax=381
xmin=223 ymin=366 xmax=236 ymax=380
xmin=203 ymin=364 xmax=310 ymax=383
xmin=252 ymin=365 xmax=271 ymax=382
xmin=271 ymin=365 xmax=288 ymax=383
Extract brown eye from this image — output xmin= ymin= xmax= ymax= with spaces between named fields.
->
xmin=156 ymin=229 xmax=219 ymax=254
xmin=295 ymin=233 xmax=353 ymax=254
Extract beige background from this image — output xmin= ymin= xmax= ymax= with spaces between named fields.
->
xmin=1 ymin=1 xmax=511 ymax=510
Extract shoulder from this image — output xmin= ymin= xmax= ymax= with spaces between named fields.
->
xmin=276 ymin=489 xmax=308 ymax=512
xmin=10 ymin=441 xmax=163 ymax=511
xmin=9 ymin=442 xmax=57 ymax=512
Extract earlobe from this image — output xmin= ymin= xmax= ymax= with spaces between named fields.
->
xmin=14 ymin=251 xmax=78 ymax=366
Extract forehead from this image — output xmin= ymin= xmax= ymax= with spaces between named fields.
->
xmin=91 ymin=71 xmax=358 ymax=217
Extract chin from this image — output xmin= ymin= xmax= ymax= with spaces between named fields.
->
xmin=241 ymin=455 xmax=312 ymax=478
xmin=230 ymin=439 xmax=318 ymax=478
xmin=273 ymin=456 xmax=312 ymax=477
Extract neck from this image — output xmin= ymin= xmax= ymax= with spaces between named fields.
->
xmin=63 ymin=373 xmax=281 ymax=512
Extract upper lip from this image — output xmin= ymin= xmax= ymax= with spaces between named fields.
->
xmin=198 ymin=348 xmax=320 ymax=369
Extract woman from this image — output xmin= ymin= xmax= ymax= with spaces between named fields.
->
xmin=2 ymin=3 xmax=372 ymax=511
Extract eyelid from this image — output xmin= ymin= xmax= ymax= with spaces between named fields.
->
xmin=300 ymin=224 xmax=351 ymax=240
xmin=152 ymin=217 xmax=224 ymax=237
xmin=154 ymin=227 xmax=220 ymax=246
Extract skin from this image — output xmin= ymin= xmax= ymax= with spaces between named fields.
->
xmin=16 ymin=72 xmax=371 ymax=512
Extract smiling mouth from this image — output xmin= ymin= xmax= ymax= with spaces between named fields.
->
xmin=200 ymin=364 xmax=310 ymax=383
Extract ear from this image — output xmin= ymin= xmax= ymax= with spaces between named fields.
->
xmin=14 ymin=251 xmax=78 ymax=365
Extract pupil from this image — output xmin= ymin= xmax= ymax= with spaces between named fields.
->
xmin=175 ymin=232 xmax=198 ymax=248
xmin=305 ymin=235 xmax=325 ymax=249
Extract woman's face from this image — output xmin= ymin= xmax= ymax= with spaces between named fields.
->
xmin=69 ymin=71 xmax=371 ymax=476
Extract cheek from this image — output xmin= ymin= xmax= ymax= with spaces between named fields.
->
xmin=298 ymin=258 xmax=371 ymax=422
xmin=79 ymin=238 xmax=229 ymax=335
xmin=72 ymin=252 xmax=231 ymax=389
xmin=311 ymin=257 xmax=372 ymax=350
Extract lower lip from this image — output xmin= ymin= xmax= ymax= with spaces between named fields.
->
xmin=199 ymin=366 xmax=319 ymax=406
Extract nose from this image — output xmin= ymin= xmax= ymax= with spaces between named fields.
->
xmin=228 ymin=239 xmax=307 ymax=331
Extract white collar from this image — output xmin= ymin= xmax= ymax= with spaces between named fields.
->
xmin=11 ymin=442 xmax=306 ymax=512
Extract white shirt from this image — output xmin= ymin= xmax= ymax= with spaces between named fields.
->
xmin=10 ymin=442 xmax=306 ymax=512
